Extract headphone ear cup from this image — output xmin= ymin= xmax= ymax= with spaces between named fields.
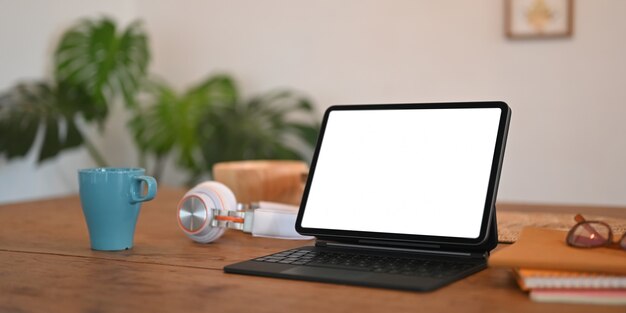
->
xmin=177 ymin=181 xmax=238 ymax=244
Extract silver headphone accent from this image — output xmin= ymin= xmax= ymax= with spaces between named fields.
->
xmin=177 ymin=181 xmax=237 ymax=243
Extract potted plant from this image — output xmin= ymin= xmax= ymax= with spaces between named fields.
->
xmin=1 ymin=16 xmax=321 ymax=186
xmin=0 ymin=17 xmax=149 ymax=166
xmin=129 ymin=75 xmax=320 ymax=183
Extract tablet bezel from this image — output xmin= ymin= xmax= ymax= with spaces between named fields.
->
xmin=295 ymin=101 xmax=511 ymax=249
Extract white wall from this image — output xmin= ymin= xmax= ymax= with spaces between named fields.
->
xmin=1 ymin=0 xmax=626 ymax=207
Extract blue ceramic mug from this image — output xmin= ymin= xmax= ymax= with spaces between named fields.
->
xmin=78 ymin=168 xmax=157 ymax=251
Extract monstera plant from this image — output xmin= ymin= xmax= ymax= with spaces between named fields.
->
xmin=129 ymin=75 xmax=237 ymax=181
xmin=0 ymin=18 xmax=149 ymax=165
xmin=197 ymin=88 xmax=320 ymax=172
xmin=1 ymin=16 xmax=320 ymax=184
xmin=129 ymin=74 xmax=320 ymax=183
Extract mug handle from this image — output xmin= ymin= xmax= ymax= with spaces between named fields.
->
xmin=130 ymin=175 xmax=157 ymax=204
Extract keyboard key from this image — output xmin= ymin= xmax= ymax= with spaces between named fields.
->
xmin=292 ymin=261 xmax=308 ymax=265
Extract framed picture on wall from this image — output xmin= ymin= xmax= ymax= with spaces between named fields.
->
xmin=505 ymin=0 xmax=574 ymax=39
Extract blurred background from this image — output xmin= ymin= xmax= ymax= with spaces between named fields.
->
xmin=1 ymin=0 xmax=625 ymax=207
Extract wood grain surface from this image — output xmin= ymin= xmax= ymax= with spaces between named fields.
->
xmin=1 ymin=187 xmax=624 ymax=313
xmin=213 ymin=160 xmax=308 ymax=205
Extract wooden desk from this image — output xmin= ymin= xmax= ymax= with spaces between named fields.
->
xmin=0 ymin=188 xmax=624 ymax=313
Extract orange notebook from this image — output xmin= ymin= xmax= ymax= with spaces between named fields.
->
xmin=489 ymin=227 xmax=626 ymax=275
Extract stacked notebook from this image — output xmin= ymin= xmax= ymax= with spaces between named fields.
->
xmin=489 ymin=227 xmax=626 ymax=305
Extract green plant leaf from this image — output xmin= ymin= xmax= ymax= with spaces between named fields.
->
xmin=129 ymin=74 xmax=240 ymax=174
xmin=129 ymin=74 xmax=320 ymax=182
xmin=1 ymin=17 xmax=147 ymax=166
xmin=0 ymin=82 xmax=86 ymax=163
xmin=39 ymin=118 xmax=61 ymax=162
xmin=197 ymin=89 xmax=320 ymax=173
xmin=191 ymin=74 xmax=238 ymax=106
xmin=54 ymin=17 xmax=149 ymax=112
xmin=129 ymin=80 xmax=178 ymax=157
xmin=284 ymin=122 xmax=321 ymax=146
xmin=63 ymin=119 xmax=83 ymax=149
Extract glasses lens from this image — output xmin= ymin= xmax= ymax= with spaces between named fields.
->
xmin=567 ymin=222 xmax=611 ymax=247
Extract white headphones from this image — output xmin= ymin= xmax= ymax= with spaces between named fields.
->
xmin=177 ymin=181 xmax=312 ymax=243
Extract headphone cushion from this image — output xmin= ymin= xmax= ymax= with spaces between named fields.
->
xmin=194 ymin=181 xmax=237 ymax=211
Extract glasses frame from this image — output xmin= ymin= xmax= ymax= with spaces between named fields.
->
xmin=566 ymin=214 xmax=626 ymax=250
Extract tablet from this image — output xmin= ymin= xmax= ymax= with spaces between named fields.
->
xmin=295 ymin=102 xmax=511 ymax=249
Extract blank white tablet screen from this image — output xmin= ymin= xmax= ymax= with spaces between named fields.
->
xmin=301 ymin=108 xmax=502 ymax=239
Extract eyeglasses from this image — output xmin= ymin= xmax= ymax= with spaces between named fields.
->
xmin=566 ymin=214 xmax=626 ymax=250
